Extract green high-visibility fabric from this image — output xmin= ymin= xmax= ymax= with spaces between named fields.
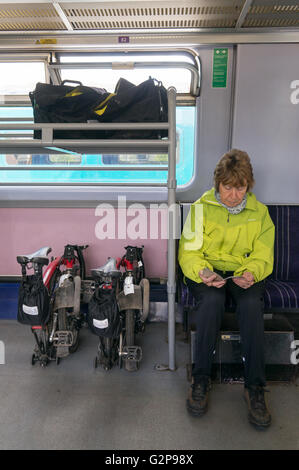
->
xmin=178 ymin=188 xmax=275 ymax=283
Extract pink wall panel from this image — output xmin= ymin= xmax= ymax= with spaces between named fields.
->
xmin=1 ymin=208 xmax=168 ymax=278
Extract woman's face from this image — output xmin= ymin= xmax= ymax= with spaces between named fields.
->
xmin=219 ymin=182 xmax=247 ymax=207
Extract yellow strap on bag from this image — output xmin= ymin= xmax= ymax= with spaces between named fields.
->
xmin=94 ymin=93 xmax=116 ymax=116
xmin=64 ymin=87 xmax=83 ymax=98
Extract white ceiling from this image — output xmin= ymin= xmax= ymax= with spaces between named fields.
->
xmin=0 ymin=0 xmax=298 ymax=33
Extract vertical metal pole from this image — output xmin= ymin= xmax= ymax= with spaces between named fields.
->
xmin=167 ymin=87 xmax=177 ymax=371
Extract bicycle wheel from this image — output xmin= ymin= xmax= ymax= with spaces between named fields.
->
xmin=56 ymin=308 xmax=70 ymax=358
xmin=69 ymin=276 xmax=81 ymax=353
xmin=124 ymin=309 xmax=139 ymax=371
xmin=58 ymin=307 xmax=66 ymax=330
xmin=69 ymin=318 xmax=80 ymax=353
xmin=98 ymin=336 xmax=116 ymax=370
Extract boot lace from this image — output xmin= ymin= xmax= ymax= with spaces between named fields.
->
xmin=192 ymin=377 xmax=210 ymax=401
xmin=248 ymin=386 xmax=269 ymax=411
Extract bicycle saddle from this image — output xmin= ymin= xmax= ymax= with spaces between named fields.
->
xmin=91 ymin=257 xmax=121 ymax=278
xmin=17 ymin=246 xmax=52 ymax=265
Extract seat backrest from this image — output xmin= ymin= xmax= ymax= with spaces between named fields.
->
xmin=180 ymin=203 xmax=299 ymax=282
xmin=267 ymin=205 xmax=299 ymax=281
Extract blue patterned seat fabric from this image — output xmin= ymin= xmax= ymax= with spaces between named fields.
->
xmin=179 ymin=205 xmax=299 ymax=312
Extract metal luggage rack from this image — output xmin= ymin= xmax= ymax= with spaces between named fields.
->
xmin=0 ymin=87 xmax=177 ymax=372
xmin=0 ymin=122 xmax=171 ymax=157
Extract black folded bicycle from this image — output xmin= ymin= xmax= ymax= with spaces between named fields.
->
xmin=87 ymin=245 xmax=150 ymax=372
xmin=17 ymin=244 xmax=88 ymax=367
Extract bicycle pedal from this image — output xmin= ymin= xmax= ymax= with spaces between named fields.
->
xmin=122 ymin=346 xmax=142 ymax=362
xmin=53 ymin=330 xmax=73 ymax=348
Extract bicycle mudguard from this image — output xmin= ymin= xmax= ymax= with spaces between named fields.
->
xmin=140 ymin=278 xmax=150 ymax=322
xmin=117 ymin=285 xmax=143 ymax=311
xmin=54 ymin=277 xmax=75 ymax=310
xmin=73 ymin=276 xmax=81 ymax=316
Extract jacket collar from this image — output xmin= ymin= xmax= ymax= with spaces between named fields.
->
xmin=199 ymin=188 xmax=258 ymax=211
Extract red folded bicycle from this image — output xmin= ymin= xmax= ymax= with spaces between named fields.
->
xmin=17 ymin=244 xmax=88 ymax=367
xmin=88 ymin=245 xmax=150 ymax=372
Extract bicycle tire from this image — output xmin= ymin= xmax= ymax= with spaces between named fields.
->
xmin=73 ymin=275 xmax=81 ymax=317
xmin=69 ymin=324 xmax=80 ymax=353
xmin=98 ymin=337 xmax=116 ymax=370
xmin=58 ymin=307 xmax=67 ymax=330
xmin=124 ymin=309 xmax=138 ymax=371
xmin=104 ymin=337 xmax=113 ymax=370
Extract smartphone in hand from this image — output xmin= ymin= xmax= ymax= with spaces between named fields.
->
xmin=201 ymin=268 xmax=224 ymax=282
xmin=201 ymin=267 xmax=242 ymax=282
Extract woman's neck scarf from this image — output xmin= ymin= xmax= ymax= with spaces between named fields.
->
xmin=215 ymin=190 xmax=247 ymax=215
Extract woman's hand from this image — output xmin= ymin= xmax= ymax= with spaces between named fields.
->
xmin=199 ymin=270 xmax=226 ymax=289
xmin=232 ymin=271 xmax=255 ymax=289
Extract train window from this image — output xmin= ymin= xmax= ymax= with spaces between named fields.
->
xmin=4 ymin=154 xmax=83 ymax=165
xmin=0 ymin=106 xmax=195 ymax=186
xmin=0 ymin=58 xmax=48 ymax=101
xmin=0 ymin=51 xmax=198 ymax=187
xmin=51 ymin=51 xmax=199 ymax=96
xmin=48 ymin=154 xmax=82 ymax=165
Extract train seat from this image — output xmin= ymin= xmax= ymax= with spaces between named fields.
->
xmin=264 ymin=205 xmax=299 ymax=311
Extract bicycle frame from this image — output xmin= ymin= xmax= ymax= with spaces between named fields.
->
xmin=43 ymin=256 xmax=62 ymax=290
xmin=17 ymin=244 xmax=88 ymax=366
xmin=117 ymin=245 xmax=145 ymax=285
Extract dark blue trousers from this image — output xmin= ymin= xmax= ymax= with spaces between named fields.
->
xmin=186 ymin=273 xmax=266 ymax=388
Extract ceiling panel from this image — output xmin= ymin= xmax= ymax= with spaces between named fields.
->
xmin=0 ymin=1 xmax=298 ymax=32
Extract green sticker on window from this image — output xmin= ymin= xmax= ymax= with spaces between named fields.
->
xmin=212 ymin=48 xmax=228 ymax=88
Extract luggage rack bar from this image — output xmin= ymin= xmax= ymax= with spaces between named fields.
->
xmin=0 ymin=122 xmax=169 ymax=155
xmin=0 ymin=122 xmax=169 ymax=130
xmin=0 ymin=166 xmax=167 ymax=171
xmin=0 ymin=182 xmax=168 ymax=187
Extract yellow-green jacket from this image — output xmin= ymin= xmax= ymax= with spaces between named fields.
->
xmin=178 ymin=188 xmax=275 ymax=283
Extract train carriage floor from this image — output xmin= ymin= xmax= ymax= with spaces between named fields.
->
xmin=0 ymin=319 xmax=298 ymax=451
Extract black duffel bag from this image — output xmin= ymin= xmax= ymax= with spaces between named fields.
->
xmin=30 ymin=77 xmax=168 ymax=140
xmin=87 ymin=289 xmax=121 ymax=338
xmin=29 ymin=80 xmax=110 ymax=139
xmin=17 ymin=275 xmax=50 ymax=327
xmin=93 ymin=77 xmax=168 ymax=139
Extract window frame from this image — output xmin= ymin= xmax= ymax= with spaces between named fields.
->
xmin=0 ymin=48 xmax=200 ymax=203
xmin=51 ymin=50 xmax=200 ymax=100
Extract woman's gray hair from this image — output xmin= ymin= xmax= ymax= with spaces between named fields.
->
xmin=214 ymin=149 xmax=255 ymax=192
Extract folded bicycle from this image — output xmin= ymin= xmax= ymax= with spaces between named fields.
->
xmin=87 ymin=245 xmax=150 ymax=372
xmin=17 ymin=244 xmax=88 ymax=367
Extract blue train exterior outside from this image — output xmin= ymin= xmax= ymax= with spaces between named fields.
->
xmin=0 ymin=106 xmax=195 ymax=186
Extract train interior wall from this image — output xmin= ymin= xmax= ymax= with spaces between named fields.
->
xmin=0 ymin=37 xmax=299 ymax=451
xmin=1 ymin=43 xmax=299 ymax=319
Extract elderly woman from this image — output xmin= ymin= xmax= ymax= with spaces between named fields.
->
xmin=178 ymin=149 xmax=275 ymax=429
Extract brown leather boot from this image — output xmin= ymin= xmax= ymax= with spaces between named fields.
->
xmin=186 ymin=375 xmax=211 ymax=417
xmin=244 ymin=385 xmax=271 ymax=429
